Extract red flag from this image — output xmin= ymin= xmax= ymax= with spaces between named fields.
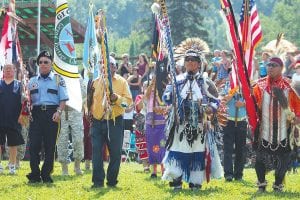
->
xmin=0 ymin=11 xmax=21 ymax=67
xmin=229 ymin=58 xmax=238 ymax=89
xmin=0 ymin=14 xmax=11 ymax=68
xmin=220 ymin=0 xmax=259 ymax=133
xmin=239 ymin=0 xmax=263 ymax=79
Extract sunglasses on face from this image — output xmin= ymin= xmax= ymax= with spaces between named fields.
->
xmin=267 ymin=63 xmax=280 ymax=68
xmin=39 ymin=60 xmax=50 ymax=65
xmin=185 ymin=57 xmax=198 ymax=62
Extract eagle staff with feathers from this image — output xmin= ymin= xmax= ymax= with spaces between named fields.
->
xmin=153 ymin=0 xmax=223 ymax=189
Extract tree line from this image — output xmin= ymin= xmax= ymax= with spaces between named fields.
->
xmin=69 ymin=0 xmax=300 ymax=58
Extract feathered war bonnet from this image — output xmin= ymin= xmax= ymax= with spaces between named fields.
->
xmin=174 ymin=37 xmax=210 ymax=73
xmin=184 ymin=49 xmax=201 ymax=63
xmin=262 ymin=33 xmax=297 ymax=64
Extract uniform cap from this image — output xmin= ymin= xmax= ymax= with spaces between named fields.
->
xmin=37 ymin=51 xmax=53 ymax=63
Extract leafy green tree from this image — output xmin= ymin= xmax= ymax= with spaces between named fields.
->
xmin=129 ymin=41 xmax=135 ymax=58
xmin=259 ymin=0 xmax=300 ymax=48
xmin=138 ymin=0 xmax=210 ymax=46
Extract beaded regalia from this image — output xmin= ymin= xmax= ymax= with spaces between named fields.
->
xmin=162 ymin=39 xmax=223 ymax=189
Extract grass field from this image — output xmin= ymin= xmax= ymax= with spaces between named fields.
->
xmin=0 ymin=161 xmax=299 ymax=200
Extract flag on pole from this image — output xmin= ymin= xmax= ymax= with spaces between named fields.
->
xmin=0 ymin=5 xmax=21 ymax=78
xmin=220 ymin=0 xmax=259 ymax=133
xmin=0 ymin=14 xmax=11 ymax=71
xmin=53 ymin=0 xmax=82 ymax=112
xmin=83 ymin=3 xmax=100 ymax=81
xmin=239 ymin=0 xmax=262 ymax=79
xmin=151 ymin=15 xmax=160 ymax=59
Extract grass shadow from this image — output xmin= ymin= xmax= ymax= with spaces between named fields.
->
xmin=150 ymin=179 xmax=225 ymax=199
xmin=26 ymin=182 xmax=56 ymax=188
xmin=133 ymin=169 xmax=147 ymax=174
xmin=89 ymin=186 xmax=124 ymax=198
xmin=83 ymin=169 xmax=92 ymax=174
xmin=164 ymin=185 xmax=224 ymax=199
xmin=51 ymin=174 xmax=84 ymax=182
xmin=143 ymin=175 xmax=164 ymax=182
xmin=249 ymin=190 xmax=300 ymax=199
xmin=226 ymin=179 xmax=255 ymax=188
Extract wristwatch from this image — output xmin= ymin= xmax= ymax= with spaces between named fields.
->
xmin=57 ymin=108 xmax=62 ymax=115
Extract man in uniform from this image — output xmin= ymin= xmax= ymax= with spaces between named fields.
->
xmin=57 ymin=78 xmax=85 ymax=175
xmin=89 ymin=56 xmax=132 ymax=188
xmin=26 ymin=51 xmax=69 ymax=183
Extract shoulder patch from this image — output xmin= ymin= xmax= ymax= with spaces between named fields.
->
xmin=30 ymin=77 xmax=39 ymax=89
xmin=59 ymin=78 xmax=66 ymax=87
xmin=55 ymin=74 xmax=66 ymax=87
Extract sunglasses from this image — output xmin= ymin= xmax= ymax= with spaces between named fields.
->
xmin=267 ymin=63 xmax=280 ymax=68
xmin=185 ymin=57 xmax=199 ymax=62
xmin=39 ymin=60 xmax=50 ymax=65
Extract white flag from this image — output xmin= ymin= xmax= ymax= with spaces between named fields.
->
xmin=53 ymin=0 xmax=82 ymax=112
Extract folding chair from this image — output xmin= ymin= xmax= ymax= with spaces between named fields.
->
xmin=122 ymin=130 xmax=131 ymax=162
xmin=122 ymin=130 xmax=137 ymax=162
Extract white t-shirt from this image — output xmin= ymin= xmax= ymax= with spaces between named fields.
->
xmin=124 ymin=109 xmax=134 ymax=120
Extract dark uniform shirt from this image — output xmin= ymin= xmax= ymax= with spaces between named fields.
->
xmin=0 ymin=80 xmax=22 ymax=131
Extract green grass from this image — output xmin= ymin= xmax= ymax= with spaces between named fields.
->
xmin=0 ymin=161 xmax=299 ymax=200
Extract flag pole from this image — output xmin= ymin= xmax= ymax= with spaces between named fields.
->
xmin=37 ymin=0 xmax=41 ymax=56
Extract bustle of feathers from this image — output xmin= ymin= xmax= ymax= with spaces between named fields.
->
xmin=262 ymin=33 xmax=297 ymax=62
xmin=203 ymin=77 xmax=219 ymax=100
xmin=276 ymin=33 xmax=284 ymax=49
xmin=174 ymin=37 xmax=210 ymax=60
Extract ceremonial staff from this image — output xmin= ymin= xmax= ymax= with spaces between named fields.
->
xmin=96 ymin=9 xmax=113 ymax=96
xmin=94 ymin=9 xmax=115 ymax=120
xmin=19 ymin=61 xmax=32 ymax=127
xmin=157 ymin=0 xmax=183 ymax=122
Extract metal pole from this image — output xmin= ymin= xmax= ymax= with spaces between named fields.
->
xmin=36 ymin=0 xmax=41 ymax=74
xmin=37 ymin=0 xmax=41 ymax=56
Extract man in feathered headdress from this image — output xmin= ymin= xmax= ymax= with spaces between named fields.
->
xmin=162 ymin=40 xmax=223 ymax=190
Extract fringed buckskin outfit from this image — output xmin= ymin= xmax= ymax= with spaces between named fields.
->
xmin=253 ymin=75 xmax=300 ymax=191
xmin=162 ymin=72 xmax=222 ymax=189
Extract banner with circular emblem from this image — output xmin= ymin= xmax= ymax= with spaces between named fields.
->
xmin=54 ymin=0 xmax=82 ymax=112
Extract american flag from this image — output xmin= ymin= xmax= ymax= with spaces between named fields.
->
xmin=239 ymin=0 xmax=262 ymax=79
xmin=220 ymin=0 xmax=259 ymax=133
